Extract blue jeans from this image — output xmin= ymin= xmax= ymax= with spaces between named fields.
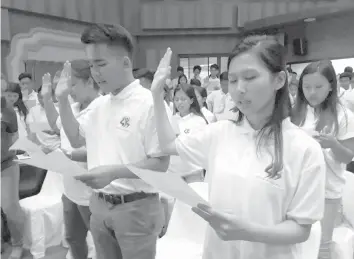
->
xmin=89 ymin=193 xmax=164 ymax=259
xmin=62 ymin=195 xmax=91 ymax=259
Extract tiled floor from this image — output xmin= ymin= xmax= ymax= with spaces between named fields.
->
xmin=1 ymin=243 xmax=68 ymax=259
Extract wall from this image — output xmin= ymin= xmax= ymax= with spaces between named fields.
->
xmin=136 ymin=34 xmax=238 ymax=76
xmin=8 ymin=10 xmax=88 ymax=38
xmin=303 ymin=12 xmax=354 ymax=61
xmin=1 ymin=41 xmax=10 ymax=75
xmin=1 ymin=0 xmax=121 ymax=25
xmin=136 ymin=10 xmax=354 ymax=71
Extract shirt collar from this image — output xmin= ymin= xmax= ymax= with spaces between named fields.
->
xmin=109 ymin=80 xmax=141 ymax=101
xmin=237 ymin=117 xmax=292 ymax=135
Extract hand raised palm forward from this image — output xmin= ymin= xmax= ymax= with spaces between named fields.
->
xmin=55 ymin=61 xmax=72 ymax=100
xmin=41 ymin=73 xmax=52 ymax=99
xmin=151 ymin=48 xmax=172 ymax=96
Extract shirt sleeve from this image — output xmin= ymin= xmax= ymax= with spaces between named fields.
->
xmin=206 ymin=92 xmax=214 ymax=111
xmin=1 ymin=105 xmax=18 ymax=134
xmin=286 ymin=140 xmax=326 ymax=225
xmin=78 ymin=96 xmax=103 ymax=138
xmin=175 ymin=122 xmax=217 ymax=170
xmin=337 ymin=106 xmax=354 ymax=141
xmin=141 ymin=101 xmax=176 ymax=157
xmin=26 ymin=107 xmax=36 ymax=125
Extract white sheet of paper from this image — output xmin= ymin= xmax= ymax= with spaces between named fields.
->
xmin=10 ymin=137 xmax=44 ymax=155
xmin=15 ymin=150 xmax=87 ymax=176
xmin=16 ymin=154 xmax=31 ymax=160
xmin=127 ymin=165 xmax=208 ymax=207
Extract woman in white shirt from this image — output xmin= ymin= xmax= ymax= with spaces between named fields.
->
xmin=151 ymin=36 xmax=326 ymax=259
xmin=160 ymin=82 xmax=209 ymax=236
xmin=4 ymin=82 xmax=30 ymax=138
xmin=291 ymin=60 xmax=354 ymax=259
xmin=26 ymin=85 xmax=61 ymax=153
xmin=190 ymin=78 xmax=217 ymax=123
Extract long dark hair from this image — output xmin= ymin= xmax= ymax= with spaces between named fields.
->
xmin=227 ymin=35 xmax=290 ymax=179
xmin=173 ymin=83 xmax=208 ymax=124
xmin=291 ymin=60 xmax=343 ymax=135
xmin=5 ymin=82 xmax=28 ymax=121
xmin=178 ymin=74 xmax=188 ymax=84
xmin=193 ymin=85 xmax=208 ymax=108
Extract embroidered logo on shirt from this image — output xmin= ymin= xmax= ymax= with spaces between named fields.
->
xmin=120 ymin=116 xmax=130 ymax=128
xmin=184 ymin=129 xmax=190 ymax=134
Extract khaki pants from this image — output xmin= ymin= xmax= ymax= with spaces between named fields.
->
xmin=89 ymin=193 xmax=164 ymax=259
xmin=62 ymin=195 xmax=91 ymax=259
xmin=1 ymin=163 xmax=25 ymax=247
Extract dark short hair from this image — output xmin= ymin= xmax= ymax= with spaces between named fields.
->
xmin=18 ymin=72 xmax=32 ymax=81
xmin=340 ymin=71 xmax=352 ymax=80
xmin=177 ymin=66 xmax=184 ymax=72
xmin=190 ymin=78 xmax=201 ymax=87
xmin=81 ymin=24 xmax=134 ymax=56
xmin=134 ymin=68 xmax=154 ymax=82
xmin=220 ymin=72 xmax=228 ymax=81
xmin=344 ymin=66 xmax=353 ymax=73
xmin=210 ymin=64 xmax=219 ymax=70
xmin=193 ymin=65 xmax=201 ymax=72
xmin=286 ymin=67 xmax=293 ymax=73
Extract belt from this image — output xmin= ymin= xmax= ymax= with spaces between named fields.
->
xmin=97 ymin=192 xmax=157 ymax=205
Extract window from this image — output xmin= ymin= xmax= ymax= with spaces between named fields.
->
xmin=178 ymin=55 xmax=229 ymax=80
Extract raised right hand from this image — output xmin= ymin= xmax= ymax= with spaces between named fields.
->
xmin=151 ymin=48 xmax=172 ymax=96
xmin=55 ymin=61 xmax=72 ymax=100
xmin=41 ymin=73 xmax=52 ymax=100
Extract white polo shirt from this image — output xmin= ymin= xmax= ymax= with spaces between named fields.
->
xmin=175 ymin=118 xmax=326 ymax=259
xmin=79 ymin=80 xmax=164 ymax=195
xmin=201 ymin=107 xmax=216 ymax=124
xmin=203 ymin=76 xmax=220 ymax=95
xmin=57 ymin=100 xmax=101 ymax=206
xmin=23 ymin=90 xmax=39 ymax=110
xmin=168 ymin=113 xmax=207 ymax=175
xmin=27 ymin=104 xmax=60 ymax=151
xmin=301 ymin=105 xmax=354 ymax=199
xmin=341 ymin=87 xmax=354 ymax=113
xmin=206 ymin=90 xmax=236 ymax=120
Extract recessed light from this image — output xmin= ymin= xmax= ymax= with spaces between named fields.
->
xmin=304 ymin=18 xmax=316 ymax=22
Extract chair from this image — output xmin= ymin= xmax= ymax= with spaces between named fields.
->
xmin=156 ymin=182 xmax=209 ymax=259
xmin=19 ymin=165 xmax=47 ymax=199
xmin=20 ymin=171 xmax=64 ymax=259
xmin=330 ymin=171 xmax=354 ymax=259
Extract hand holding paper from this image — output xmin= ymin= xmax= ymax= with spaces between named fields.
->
xmin=75 ymin=165 xmax=118 ymax=189
xmin=127 ymin=165 xmax=208 ymax=207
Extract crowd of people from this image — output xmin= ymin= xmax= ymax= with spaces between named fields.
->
xmin=1 ymin=23 xmax=354 ymax=259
